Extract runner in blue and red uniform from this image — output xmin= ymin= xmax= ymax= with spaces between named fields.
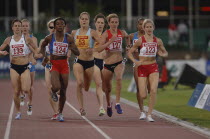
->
xmin=39 ymin=17 xmax=80 ymax=122
xmin=39 ymin=19 xmax=60 ymax=120
xmin=128 ymin=18 xmax=146 ymax=120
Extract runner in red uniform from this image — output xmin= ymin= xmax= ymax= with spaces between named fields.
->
xmin=128 ymin=19 xmax=168 ymax=122
xmin=96 ymin=13 xmax=129 ymax=117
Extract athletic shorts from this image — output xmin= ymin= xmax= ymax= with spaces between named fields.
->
xmin=104 ymin=58 xmax=126 ymax=73
xmin=138 ymin=63 xmax=159 ymax=77
xmin=74 ymin=58 xmax=94 ymax=70
xmin=50 ymin=59 xmax=69 ymax=74
xmin=28 ymin=62 xmax=36 ymax=72
xmin=10 ymin=63 xmax=29 ymax=75
xmin=45 ymin=63 xmax=52 ymax=70
xmin=94 ymin=58 xmax=104 ymax=71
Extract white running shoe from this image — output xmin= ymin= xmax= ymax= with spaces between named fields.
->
xmin=99 ymin=108 xmax=106 ymax=116
xmin=146 ymin=115 xmax=155 ymax=122
xmin=57 ymin=113 xmax=64 ymax=122
xmin=27 ymin=105 xmax=32 ymax=116
xmin=15 ymin=113 xmax=21 ymax=120
xmin=139 ymin=112 xmax=146 ymax=120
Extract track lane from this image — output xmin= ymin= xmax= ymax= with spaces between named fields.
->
xmin=0 ymin=79 xmax=208 ymax=139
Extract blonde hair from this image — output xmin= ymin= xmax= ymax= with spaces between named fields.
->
xmin=79 ymin=12 xmax=90 ymax=19
xmin=142 ymin=19 xmax=155 ymax=28
xmin=106 ymin=13 xmax=118 ymax=22
xmin=47 ymin=19 xmax=55 ymax=27
xmin=21 ymin=19 xmax=30 ymax=25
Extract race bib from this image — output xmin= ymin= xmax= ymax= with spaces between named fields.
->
xmin=76 ymin=36 xmax=89 ymax=49
xmin=53 ymin=42 xmax=68 ymax=56
xmin=11 ymin=44 xmax=25 ymax=57
xmin=142 ymin=42 xmax=157 ymax=56
xmin=108 ymin=37 xmax=122 ymax=51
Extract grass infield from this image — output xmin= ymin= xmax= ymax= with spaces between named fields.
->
xmin=91 ymin=77 xmax=210 ymax=129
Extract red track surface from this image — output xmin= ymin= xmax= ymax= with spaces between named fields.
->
xmin=0 ymin=79 xmax=208 ymax=139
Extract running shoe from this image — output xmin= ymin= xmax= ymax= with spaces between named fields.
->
xmin=27 ymin=105 xmax=32 ymax=115
xmin=20 ymin=94 xmax=26 ymax=106
xmin=57 ymin=113 xmax=64 ymax=122
xmin=107 ymin=106 xmax=112 ymax=117
xmin=15 ymin=112 xmax=21 ymax=120
xmin=80 ymin=108 xmax=86 ymax=116
xmin=139 ymin=112 xmax=146 ymax=120
xmin=115 ymin=104 xmax=123 ymax=114
xmin=98 ymin=108 xmax=106 ymax=116
xmin=146 ymin=115 xmax=155 ymax=122
xmin=51 ymin=113 xmax=58 ymax=120
xmin=51 ymin=92 xmax=58 ymax=102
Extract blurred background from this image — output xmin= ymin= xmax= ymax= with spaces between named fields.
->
xmin=1 ymin=0 xmax=210 ymax=84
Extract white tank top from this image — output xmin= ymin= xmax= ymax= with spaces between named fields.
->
xmin=10 ymin=35 xmax=30 ymax=57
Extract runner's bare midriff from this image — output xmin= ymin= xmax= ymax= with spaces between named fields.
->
xmin=11 ymin=56 xmax=29 ymax=65
xmin=104 ymin=51 xmax=123 ymax=64
xmin=77 ymin=48 xmax=94 ymax=61
xmin=93 ymin=50 xmax=106 ymax=59
xmin=139 ymin=56 xmax=156 ymax=65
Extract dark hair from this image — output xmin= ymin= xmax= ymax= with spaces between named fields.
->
xmin=137 ymin=17 xmax=145 ymax=24
xmin=11 ymin=19 xmax=22 ymax=27
xmin=94 ymin=13 xmax=106 ymax=23
xmin=94 ymin=13 xmax=107 ymax=31
xmin=54 ymin=17 xmax=66 ymax=27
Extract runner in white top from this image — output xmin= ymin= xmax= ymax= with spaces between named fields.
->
xmin=18 ymin=19 xmax=38 ymax=116
xmin=0 ymin=19 xmax=38 ymax=120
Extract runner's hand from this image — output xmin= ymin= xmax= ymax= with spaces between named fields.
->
xmin=0 ymin=51 xmax=9 ymax=55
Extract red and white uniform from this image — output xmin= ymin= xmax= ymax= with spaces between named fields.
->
xmin=106 ymin=29 xmax=123 ymax=52
xmin=139 ymin=36 xmax=158 ymax=57
xmin=138 ymin=36 xmax=159 ymax=77
xmin=10 ymin=35 xmax=30 ymax=57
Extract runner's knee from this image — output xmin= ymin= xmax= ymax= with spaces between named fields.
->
xmin=22 ymin=86 xmax=30 ymax=93
xmin=140 ymin=93 xmax=147 ymax=99
xmin=104 ymin=87 xmax=111 ymax=93
xmin=77 ymin=81 xmax=83 ymax=88
xmin=95 ymin=81 xmax=102 ymax=88
xmin=149 ymin=88 xmax=157 ymax=96
xmin=115 ymin=77 xmax=122 ymax=82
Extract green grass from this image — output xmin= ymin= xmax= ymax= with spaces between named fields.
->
xmin=91 ymin=77 xmax=210 ymax=129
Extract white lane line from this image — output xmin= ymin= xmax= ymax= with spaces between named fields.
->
xmin=4 ymin=100 xmax=14 ymax=139
xmin=41 ymin=80 xmax=111 ymax=139
xmin=66 ymin=101 xmax=111 ymax=139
